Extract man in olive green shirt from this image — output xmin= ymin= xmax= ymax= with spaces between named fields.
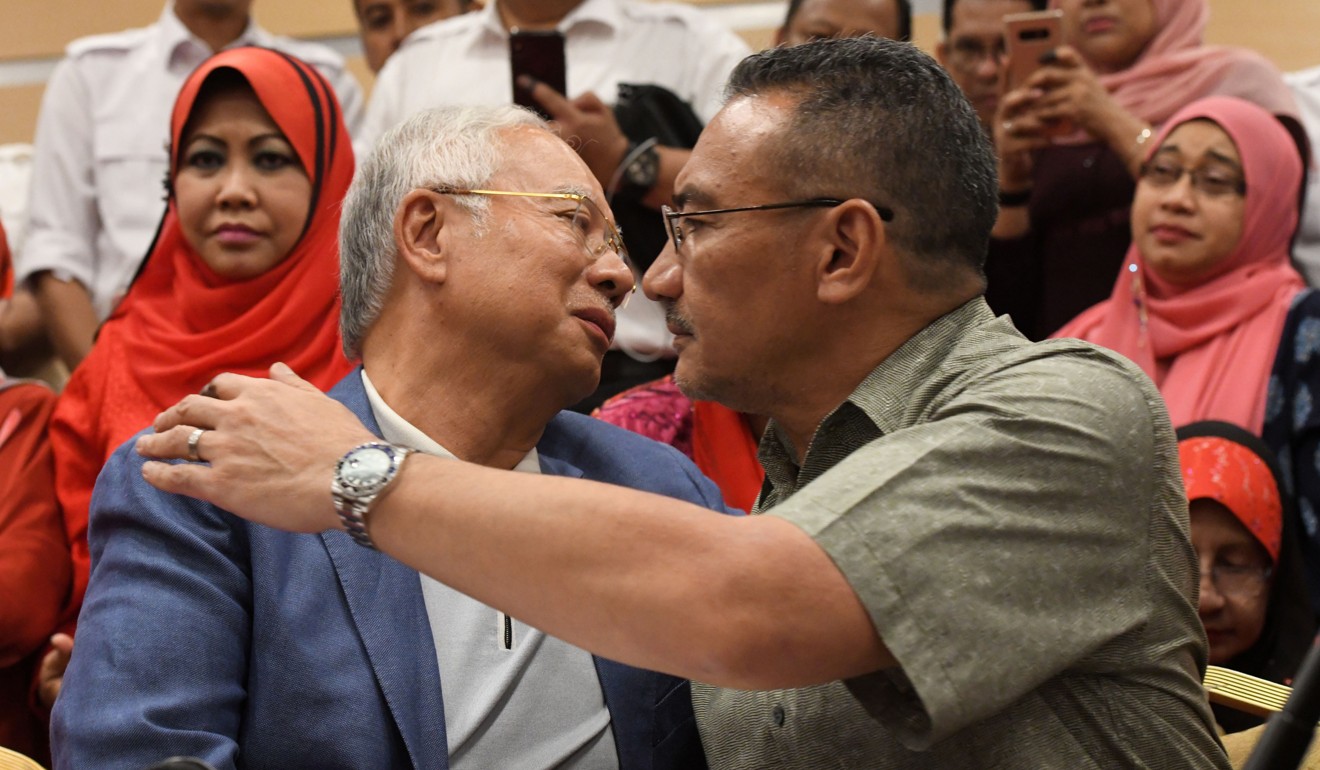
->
xmin=137 ymin=37 xmax=1227 ymax=768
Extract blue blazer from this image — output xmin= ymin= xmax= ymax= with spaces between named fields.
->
xmin=53 ymin=370 xmax=730 ymax=769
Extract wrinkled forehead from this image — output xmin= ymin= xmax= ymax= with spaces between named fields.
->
xmin=491 ymin=126 xmax=599 ymax=192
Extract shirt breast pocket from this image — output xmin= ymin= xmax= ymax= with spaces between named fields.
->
xmin=94 ymin=120 xmax=171 ymax=260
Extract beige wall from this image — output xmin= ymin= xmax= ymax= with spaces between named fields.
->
xmin=0 ymin=0 xmax=1317 ymax=145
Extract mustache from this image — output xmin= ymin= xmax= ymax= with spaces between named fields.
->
xmin=663 ymin=303 xmax=694 ymax=335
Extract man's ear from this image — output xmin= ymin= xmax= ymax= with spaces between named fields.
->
xmin=394 ymin=189 xmax=448 ymax=284
xmin=935 ymin=39 xmax=950 ymax=68
xmin=815 ymin=199 xmax=886 ymax=304
xmin=774 ymin=25 xmax=788 ymax=47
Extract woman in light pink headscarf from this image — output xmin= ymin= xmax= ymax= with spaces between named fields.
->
xmin=1057 ymin=96 xmax=1303 ymax=431
xmin=1056 ymin=95 xmax=1320 ymax=612
xmin=985 ymin=0 xmax=1298 ymax=342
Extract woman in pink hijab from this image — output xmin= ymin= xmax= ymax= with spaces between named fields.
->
xmin=1056 ymin=95 xmax=1320 ymax=610
xmin=986 ymin=0 xmax=1297 ymax=341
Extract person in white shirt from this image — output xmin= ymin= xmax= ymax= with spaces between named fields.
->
xmin=19 ymin=0 xmax=365 ymax=370
xmin=352 ymin=0 xmax=472 ymax=74
xmin=364 ymin=0 xmax=749 ymax=409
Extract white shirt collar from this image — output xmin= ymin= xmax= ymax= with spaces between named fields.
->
xmin=477 ymin=0 xmax=622 ymax=40
xmin=361 ymin=369 xmax=541 ymax=473
xmin=158 ymin=0 xmax=267 ymax=69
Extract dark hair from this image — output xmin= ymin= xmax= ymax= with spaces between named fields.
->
xmin=725 ymin=36 xmax=997 ymax=291
xmin=783 ymin=0 xmax=912 ymax=43
xmin=941 ymin=0 xmax=1047 ymax=35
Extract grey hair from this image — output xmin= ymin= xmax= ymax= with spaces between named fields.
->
xmin=339 ymin=105 xmax=546 ymax=356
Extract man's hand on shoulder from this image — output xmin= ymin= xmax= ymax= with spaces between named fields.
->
xmin=135 ymin=363 xmax=374 ymax=534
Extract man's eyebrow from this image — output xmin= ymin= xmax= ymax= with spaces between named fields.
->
xmin=552 ymin=183 xmax=592 ymax=198
xmin=672 ymin=188 xmax=714 ymax=210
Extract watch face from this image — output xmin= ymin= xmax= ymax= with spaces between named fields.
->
xmin=340 ymin=446 xmax=393 ymax=493
xmin=626 ymin=147 xmax=659 ymax=188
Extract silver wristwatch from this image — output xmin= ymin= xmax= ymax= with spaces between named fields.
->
xmin=331 ymin=442 xmax=415 ymax=548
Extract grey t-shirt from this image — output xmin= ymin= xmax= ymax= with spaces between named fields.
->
xmin=693 ymin=298 xmax=1229 ymax=769
xmin=364 ymin=372 xmax=618 ymax=770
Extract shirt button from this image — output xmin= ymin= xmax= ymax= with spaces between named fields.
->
xmin=772 ymin=705 xmax=785 ymax=727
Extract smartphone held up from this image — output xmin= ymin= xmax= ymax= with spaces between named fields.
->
xmin=1001 ymin=9 xmax=1073 ymax=139
xmin=510 ymin=29 xmax=567 ymax=121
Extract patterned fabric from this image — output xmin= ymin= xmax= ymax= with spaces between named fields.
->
xmin=595 ymin=376 xmax=764 ymax=512
xmin=594 ymin=377 xmax=694 ymax=458
xmin=1180 ymin=435 xmax=1283 ymax=563
xmin=1263 ymin=288 xmax=1320 ymax=610
xmin=693 ymin=298 xmax=1227 ymax=769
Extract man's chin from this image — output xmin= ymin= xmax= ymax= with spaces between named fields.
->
xmin=672 ymin=360 xmax=719 ymax=405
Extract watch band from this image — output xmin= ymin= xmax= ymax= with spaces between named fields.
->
xmin=331 ymin=442 xmax=415 ymax=549
xmin=608 ymin=137 xmax=660 ymax=202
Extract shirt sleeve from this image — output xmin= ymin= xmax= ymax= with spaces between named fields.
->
xmin=769 ymin=349 xmax=1169 ymax=744
xmin=18 ymin=57 xmax=100 ymax=291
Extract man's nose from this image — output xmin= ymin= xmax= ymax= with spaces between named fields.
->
xmin=642 ymin=240 xmax=682 ymax=303
xmin=591 ymin=250 xmax=637 ymax=307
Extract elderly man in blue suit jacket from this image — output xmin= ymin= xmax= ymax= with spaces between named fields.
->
xmin=52 ymin=105 xmax=726 ymax=769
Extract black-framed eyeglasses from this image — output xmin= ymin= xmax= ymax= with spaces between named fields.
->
xmin=1138 ymin=159 xmax=1247 ymax=199
xmin=430 ymin=187 xmax=637 ymax=301
xmin=661 ymin=197 xmax=894 ymax=253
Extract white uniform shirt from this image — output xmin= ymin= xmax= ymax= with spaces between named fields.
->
xmin=361 ymin=371 xmax=619 ymax=770
xmin=1287 ymin=65 xmax=1320 ymax=287
xmin=18 ymin=2 xmax=365 ymax=320
xmin=0 ymin=144 xmax=33 ymax=255
xmin=363 ymin=0 xmax=750 ymax=360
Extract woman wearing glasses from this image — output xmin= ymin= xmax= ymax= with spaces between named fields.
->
xmin=988 ymin=0 xmax=1297 ymax=341
xmin=1177 ymin=421 xmax=1314 ymax=738
xmin=39 ymin=46 xmax=355 ymax=708
xmin=1055 ymin=96 xmax=1320 ymax=611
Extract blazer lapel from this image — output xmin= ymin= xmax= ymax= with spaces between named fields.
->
xmin=320 ymin=369 xmax=449 ymax=769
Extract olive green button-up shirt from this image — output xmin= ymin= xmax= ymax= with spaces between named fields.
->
xmin=692 ymin=298 xmax=1228 ymax=770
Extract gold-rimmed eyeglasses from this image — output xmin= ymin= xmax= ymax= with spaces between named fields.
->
xmin=430 ymin=187 xmax=637 ymax=301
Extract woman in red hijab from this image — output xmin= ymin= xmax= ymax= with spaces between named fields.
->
xmin=40 ymin=47 xmax=355 ymax=706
